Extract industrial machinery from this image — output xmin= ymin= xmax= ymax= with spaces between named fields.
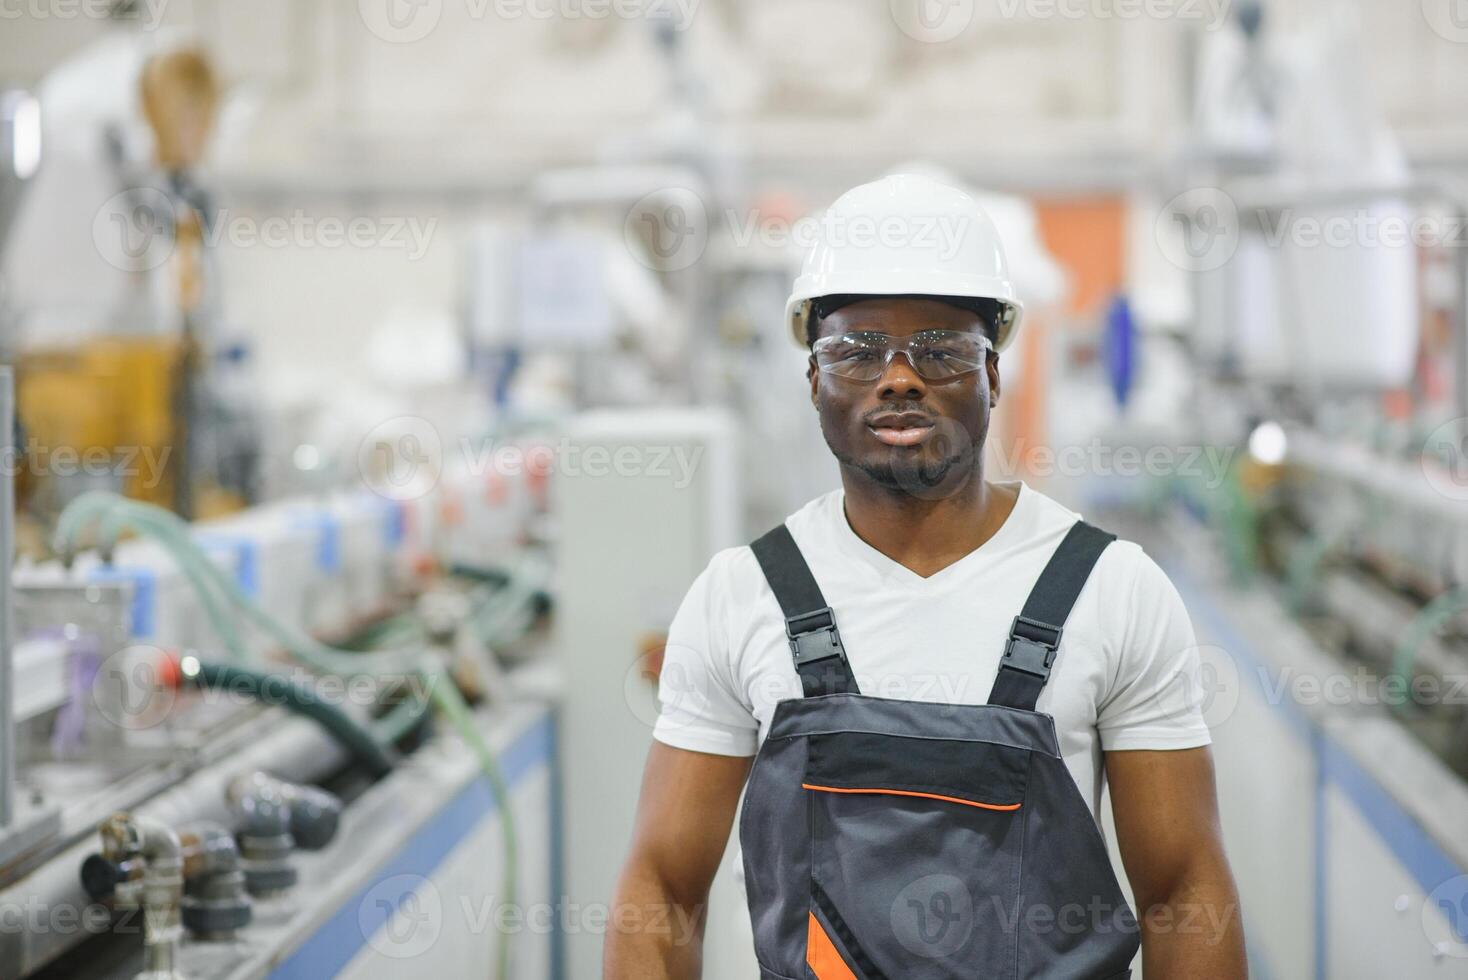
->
xmin=1166 ymin=179 xmax=1468 ymax=772
xmin=1103 ymin=176 xmax=1468 ymax=977
xmin=0 ymin=417 xmax=562 ymax=980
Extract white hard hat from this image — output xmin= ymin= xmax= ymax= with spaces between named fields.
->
xmin=785 ymin=173 xmax=1023 ymax=351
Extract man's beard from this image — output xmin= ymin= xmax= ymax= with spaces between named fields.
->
xmin=823 ymin=415 xmax=985 ymax=501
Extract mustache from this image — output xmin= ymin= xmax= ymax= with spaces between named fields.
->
xmin=860 ymin=402 xmax=938 ymax=425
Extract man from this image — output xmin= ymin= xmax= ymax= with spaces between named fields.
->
xmin=606 ymin=174 xmax=1245 ymax=978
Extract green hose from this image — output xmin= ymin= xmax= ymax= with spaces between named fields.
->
xmin=1217 ymin=464 xmax=1260 ymax=584
xmin=1282 ymin=494 xmax=1389 ymax=614
xmin=183 ymin=658 xmax=396 ymax=777
xmin=372 ymin=679 xmax=438 ymax=743
xmin=1283 ymin=529 xmax=1342 ymax=614
xmin=99 ymin=504 xmax=254 ymax=661
xmin=428 ymin=677 xmax=518 ymax=980
xmin=1390 ymin=587 xmax=1468 ymax=714
xmin=63 ymin=496 xmax=441 ymax=745
xmin=77 ymin=499 xmax=417 ymax=677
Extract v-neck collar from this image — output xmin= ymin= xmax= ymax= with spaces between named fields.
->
xmin=830 ymin=482 xmax=1032 ymax=590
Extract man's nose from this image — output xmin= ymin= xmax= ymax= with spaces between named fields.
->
xmin=877 ymin=349 xmax=926 ymax=400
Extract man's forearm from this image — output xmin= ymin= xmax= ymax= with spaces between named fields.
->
xmin=603 ymin=863 xmax=707 ymax=979
xmin=1137 ymin=873 xmax=1248 ymax=978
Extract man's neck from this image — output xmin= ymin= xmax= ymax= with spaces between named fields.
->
xmin=840 ymin=468 xmax=1019 ymax=579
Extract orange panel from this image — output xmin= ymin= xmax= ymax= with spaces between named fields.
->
xmin=996 ymin=196 xmax=1128 ymax=484
xmin=806 ymin=912 xmax=859 ymax=980
xmin=1033 ymin=196 xmax=1127 ymax=318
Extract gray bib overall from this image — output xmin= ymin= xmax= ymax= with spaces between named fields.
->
xmin=739 ymin=520 xmax=1141 ymax=979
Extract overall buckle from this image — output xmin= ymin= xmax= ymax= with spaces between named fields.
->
xmin=786 ymin=607 xmax=846 ymax=667
xmin=1002 ymin=615 xmax=1063 ymax=680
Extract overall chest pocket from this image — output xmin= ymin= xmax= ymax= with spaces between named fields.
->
xmin=802 ymin=731 xmax=1031 ymax=980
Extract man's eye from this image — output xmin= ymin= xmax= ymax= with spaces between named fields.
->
xmin=838 ymin=349 xmax=879 ymax=361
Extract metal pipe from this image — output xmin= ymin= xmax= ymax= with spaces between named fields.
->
xmin=175 ymin=822 xmax=250 ymax=940
xmin=2 ymin=366 xmax=13 ymax=829
xmin=99 ymin=814 xmax=185 ymax=980
xmin=229 ymin=773 xmax=295 ymax=898
xmin=1283 ymin=425 xmax=1468 ymax=529
xmin=226 ymin=772 xmax=342 ymax=852
xmin=0 ymin=712 xmax=347 ymax=979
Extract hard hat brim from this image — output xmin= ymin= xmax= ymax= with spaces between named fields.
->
xmin=787 ymin=292 xmax=1022 ymax=353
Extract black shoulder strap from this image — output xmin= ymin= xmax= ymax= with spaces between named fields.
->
xmin=750 ymin=524 xmax=860 ymax=697
xmin=988 ymin=520 xmax=1116 ymax=711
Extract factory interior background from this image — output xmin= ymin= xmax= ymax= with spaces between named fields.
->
xmin=2 ymin=0 xmax=1468 ymax=977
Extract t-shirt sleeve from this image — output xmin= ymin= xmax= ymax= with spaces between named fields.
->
xmin=1096 ymin=548 xmax=1213 ymax=752
xmin=652 ymin=550 xmax=761 ymax=757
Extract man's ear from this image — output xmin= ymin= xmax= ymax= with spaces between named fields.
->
xmin=807 ymin=356 xmax=820 ymax=406
xmin=986 ymin=353 xmax=1001 ymax=407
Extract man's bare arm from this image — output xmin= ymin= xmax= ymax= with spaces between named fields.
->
xmin=1107 ymin=746 xmax=1247 ymax=978
xmin=604 ymin=741 xmax=752 ymax=979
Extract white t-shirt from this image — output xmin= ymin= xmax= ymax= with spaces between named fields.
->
xmin=653 ymin=482 xmax=1210 ymax=818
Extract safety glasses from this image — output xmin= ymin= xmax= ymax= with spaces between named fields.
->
xmin=811 ymin=330 xmax=992 ymax=382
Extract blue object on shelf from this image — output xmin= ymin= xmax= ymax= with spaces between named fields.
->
xmin=290 ymin=511 xmax=341 ymax=574
xmin=1104 ymin=293 xmax=1137 ymax=410
xmin=87 ymin=566 xmax=158 ymax=640
xmin=194 ymin=533 xmax=260 ymax=599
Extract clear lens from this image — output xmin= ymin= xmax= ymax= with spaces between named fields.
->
xmin=813 ymin=331 xmax=988 ymax=381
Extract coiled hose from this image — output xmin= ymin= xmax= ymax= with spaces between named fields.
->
xmin=181 ymin=659 xmax=396 ymax=778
